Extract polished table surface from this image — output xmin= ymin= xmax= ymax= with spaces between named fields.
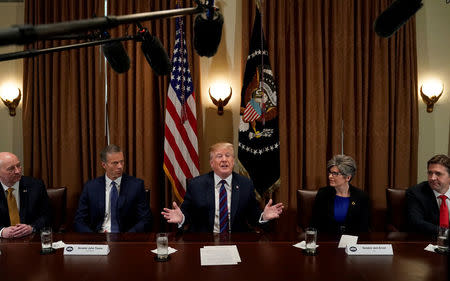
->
xmin=0 ymin=232 xmax=447 ymax=281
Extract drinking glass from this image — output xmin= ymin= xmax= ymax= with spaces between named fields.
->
xmin=156 ymin=233 xmax=169 ymax=261
xmin=437 ymin=227 xmax=449 ymax=252
xmin=40 ymin=227 xmax=53 ymax=254
xmin=305 ymin=227 xmax=317 ymax=254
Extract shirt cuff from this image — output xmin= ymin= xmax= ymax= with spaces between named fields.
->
xmin=0 ymin=227 xmax=4 ymax=238
xmin=177 ymin=214 xmax=186 ymax=229
xmin=259 ymin=213 xmax=268 ymax=224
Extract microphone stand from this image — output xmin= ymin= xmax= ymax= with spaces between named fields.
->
xmin=0 ymin=6 xmax=203 ymax=47
xmin=0 ymin=36 xmax=135 ymax=62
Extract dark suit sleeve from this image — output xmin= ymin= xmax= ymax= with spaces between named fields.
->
xmin=127 ymin=181 xmax=152 ymax=232
xmin=406 ymin=187 xmax=439 ymax=235
xmin=73 ymin=184 xmax=95 ymax=233
xmin=245 ymin=179 xmax=263 ymax=226
xmin=30 ymin=179 xmax=52 ymax=231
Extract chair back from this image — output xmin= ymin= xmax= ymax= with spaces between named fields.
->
xmin=47 ymin=187 xmax=67 ymax=232
xmin=385 ymin=188 xmax=407 ymax=232
xmin=296 ymin=189 xmax=317 ymax=232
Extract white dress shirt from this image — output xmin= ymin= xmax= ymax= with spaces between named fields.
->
xmin=100 ymin=175 xmax=122 ymax=233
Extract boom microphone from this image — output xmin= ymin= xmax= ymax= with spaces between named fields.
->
xmin=193 ymin=8 xmax=223 ymax=57
xmin=137 ymin=25 xmax=172 ymax=76
xmin=101 ymin=31 xmax=130 ymax=73
xmin=374 ymin=0 xmax=423 ymax=38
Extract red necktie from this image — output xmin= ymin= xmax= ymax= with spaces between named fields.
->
xmin=439 ymin=195 xmax=449 ymax=228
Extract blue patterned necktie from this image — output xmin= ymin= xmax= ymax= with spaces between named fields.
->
xmin=219 ymin=180 xmax=229 ymax=233
xmin=110 ymin=181 xmax=119 ymax=233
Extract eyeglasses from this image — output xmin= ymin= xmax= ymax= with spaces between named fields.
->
xmin=328 ymin=171 xmax=343 ymax=177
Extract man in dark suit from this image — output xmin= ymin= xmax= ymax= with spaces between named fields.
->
xmin=0 ymin=152 xmax=51 ymax=238
xmin=406 ymin=154 xmax=450 ymax=235
xmin=74 ymin=144 xmax=151 ymax=233
xmin=162 ymin=142 xmax=284 ymax=233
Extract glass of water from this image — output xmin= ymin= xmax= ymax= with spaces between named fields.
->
xmin=437 ymin=227 xmax=449 ymax=252
xmin=156 ymin=233 xmax=169 ymax=261
xmin=40 ymin=227 xmax=53 ymax=254
xmin=305 ymin=227 xmax=317 ymax=255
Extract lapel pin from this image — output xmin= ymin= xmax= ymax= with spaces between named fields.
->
xmin=351 ymin=201 xmax=355 ymax=206
xmin=236 ymin=185 xmax=239 ymax=190
xmin=23 ymin=189 xmax=27 ymax=193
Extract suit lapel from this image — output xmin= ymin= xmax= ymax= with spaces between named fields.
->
xmin=98 ymin=177 xmax=106 ymax=219
xmin=19 ymin=178 xmax=28 ymax=222
xmin=118 ymin=174 xmax=127 ymax=212
xmin=0 ymin=186 xmax=9 ymax=224
xmin=206 ymin=172 xmax=215 ymax=231
xmin=230 ymin=173 xmax=240 ymax=228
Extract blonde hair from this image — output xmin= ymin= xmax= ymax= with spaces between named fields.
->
xmin=209 ymin=142 xmax=234 ymax=160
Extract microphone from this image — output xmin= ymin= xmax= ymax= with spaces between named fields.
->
xmin=193 ymin=7 xmax=223 ymax=57
xmin=137 ymin=25 xmax=172 ymax=76
xmin=374 ymin=0 xmax=423 ymax=38
xmin=100 ymin=31 xmax=130 ymax=73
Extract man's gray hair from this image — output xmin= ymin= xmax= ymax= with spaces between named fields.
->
xmin=327 ymin=154 xmax=357 ymax=180
xmin=100 ymin=144 xmax=122 ymax=162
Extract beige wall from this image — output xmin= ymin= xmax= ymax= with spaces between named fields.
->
xmin=416 ymin=1 xmax=450 ymax=182
xmin=0 ymin=3 xmax=24 ymax=162
xmin=1 ymin=1 xmax=449 ymax=183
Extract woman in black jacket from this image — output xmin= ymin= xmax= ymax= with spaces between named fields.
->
xmin=310 ymin=155 xmax=370 ymax=236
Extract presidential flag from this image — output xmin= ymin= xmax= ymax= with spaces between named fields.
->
xmin=163 ymin=16 xmax=199 ymax=201
xmin=238 ymin=8 xmax=280 ymax=198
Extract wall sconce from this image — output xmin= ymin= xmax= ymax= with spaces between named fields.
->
xmin=420 ymin=81 xmax=443 ymax=113
xmin=209 ymin=84 xmax=232 ymax=115
xmin=0 ymin=87 xmax=21 ymax=117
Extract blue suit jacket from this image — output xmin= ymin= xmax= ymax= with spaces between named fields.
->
xmin=406 ymin=181 xmax=440 ymax=235
xmin=73 ymin=174 xmax=151 ymax=233
xmin=0 ymin=176 xmax=51 ymax=232
xmin=180 ymin=171 xmax=262 ymax=232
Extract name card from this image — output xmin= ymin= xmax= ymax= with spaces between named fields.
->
xmin=63 ymin=244 xmax=110 ymax=256
xmin=345 ymin=244 xmax=393 ymax=255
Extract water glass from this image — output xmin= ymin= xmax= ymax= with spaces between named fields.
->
xmin=156 ymin=233 xmax=169 ymax=261
xmin=305 ymin=227 xmax=317 ymax=254
xmin=40 ymin=227 xmax=53 ymax=254
xmin=437 ymin=227 xmax=449 ymax=252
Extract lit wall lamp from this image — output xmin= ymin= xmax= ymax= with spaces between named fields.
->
xmin=420 ymin=81 xmax=443 ymax=113
xmin=0 ymin=86 xmax=21 ymax=116
xmin=209 ymin=84 xmax=232 ymax=115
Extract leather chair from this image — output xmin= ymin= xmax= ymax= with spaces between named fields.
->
xmin=47 ymin=187 xmax=67 ymax=232
xmin=385 ymin=188 xmax=407 ymax=232
xmin=296 ymin=189 xmax=317 ymax=233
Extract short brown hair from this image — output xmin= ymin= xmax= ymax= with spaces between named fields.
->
xmin=427 ymin=154 xmax=450 ymax=175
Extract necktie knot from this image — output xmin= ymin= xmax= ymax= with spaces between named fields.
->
xmin=7 ymin=187 xmax=14 ymax=194
xmin=439 ymin=195 xmax=447 ymax=201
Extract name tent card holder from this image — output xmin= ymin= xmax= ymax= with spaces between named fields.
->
xmin=345 ymin=244 xmax=393 ymax=255
xmin=63 ymin=244 xmax=110 ymax=256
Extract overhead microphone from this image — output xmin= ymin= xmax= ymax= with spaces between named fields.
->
xmin=374 ymin=0 xmax=423 ymax=38
xmin=193 ymin=1 xmax=223 ymax=57
xmin=136 ymin=24 xmax=172 ymax=76
xmin=100 ymin=31 xmax=131 ymax=73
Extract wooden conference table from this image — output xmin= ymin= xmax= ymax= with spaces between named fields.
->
xmin=0 ymin=232 xmax=447 ymax=281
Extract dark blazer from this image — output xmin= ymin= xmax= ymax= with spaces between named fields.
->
xmin=406 ymin=181 xmax=440 ymax=235
xmin=310 ymin=185 xmax=370 ymax=236
xmin=73 ymin=174 xmax=152 ymax=233
xmin=180 ymin=171 xmax=262 ymax=232
xmin=0 ymin=176 xmax=51 ymax=232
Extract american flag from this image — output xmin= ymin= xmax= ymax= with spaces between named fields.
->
xmin=163 ymin=17 xmax=199 ymax=201
xmin=243 ymin=99 xmax=262 ymax=123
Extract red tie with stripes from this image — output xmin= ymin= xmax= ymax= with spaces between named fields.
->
xmin=439 ymin=195 xmax=449 ymax=228
xmin=219 ymin=180 xmax=229 ymax=233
